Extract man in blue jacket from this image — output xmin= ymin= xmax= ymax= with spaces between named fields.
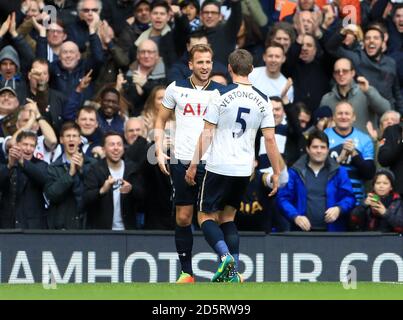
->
xmin=277 ymin=130 xmax=355 ymax=231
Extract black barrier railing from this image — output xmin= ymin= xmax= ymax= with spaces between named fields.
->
xmin=0 ymin=229 xmax=401 ymax=236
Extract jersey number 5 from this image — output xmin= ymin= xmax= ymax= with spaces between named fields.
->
xmin=233 ymin=107 xmax=250 ymax=138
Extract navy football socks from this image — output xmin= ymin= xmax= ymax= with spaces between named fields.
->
xmin=201 ymin=220 xmax=229 ymax=257
xmin=175 ymin=225 xmax=193 ymax=275
xmin=220 ymin=221 xmax=240 ymax=273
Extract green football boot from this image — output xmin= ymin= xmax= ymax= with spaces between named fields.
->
xmin=211 ymin=254 xmax=235 ymax=282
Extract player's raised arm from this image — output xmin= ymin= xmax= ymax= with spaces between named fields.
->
xmin=262 ymin=127 xmax=281 ymax=196
xmin=155 ymin=105 xmax=173 ymax=175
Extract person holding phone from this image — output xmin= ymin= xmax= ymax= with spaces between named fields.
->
xmin=84 ymin=131 xmax=145 ymax=230
xmin=350 ymin=168 xmax=403 ymax=232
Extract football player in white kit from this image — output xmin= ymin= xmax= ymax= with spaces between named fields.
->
xmin=185 ymin=49 xmax=281 ymax=282
xmin=155 ymin=44 xmax=225 ymax=283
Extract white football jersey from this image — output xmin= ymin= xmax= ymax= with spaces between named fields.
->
xmin=205 ymin=83 xmax=275 ymax=176
xmin=162 ymin=78 xmax=223 ymax=161
xmin=34 ymin=136 xmax=62 ymax=164
xmin=248 ymin=66 xmax=294 ymax=102
xmin=2 ymin=135 xmax=62 ymax=164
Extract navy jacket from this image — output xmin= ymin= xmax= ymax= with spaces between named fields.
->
xmin=84 ymin=158 xmax=145 ymax=229
xmin=97 ymin=112 xmax=125 ymax=136
xmin=0 ymin=158 xmax=48 ymax=229
xmin=45 ymin=155 xmax=96 ymax=229
xmin=66 ymin=19 xmax=93 ymax=53
xmin=47 ymin=33 xmax=104 ymax=102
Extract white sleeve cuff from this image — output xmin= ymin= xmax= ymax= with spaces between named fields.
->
xmin=264 ymin=166 xmax=289 ymax=189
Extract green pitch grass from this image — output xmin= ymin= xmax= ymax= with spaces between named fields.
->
xmin=0 ymin=282 xmax=402 ymax=300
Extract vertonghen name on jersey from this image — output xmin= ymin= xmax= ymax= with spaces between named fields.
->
xmin=220 ymin=90 xmax=265 ymax=111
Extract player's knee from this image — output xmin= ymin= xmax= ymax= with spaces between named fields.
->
xmin=176 ymin=206 xmax=193 ymax=226
xmin=198 ymin=212 xmax=218 ymax=226
xmin=218 ymin=207 xmax=236 ymax=224
xmin=176 ymin=215 xmax=192 ymax=226
xmin=218 ymin=216 xmax=234 ymax=225
xmin=197 ymin=215 xmax=208 ymax=227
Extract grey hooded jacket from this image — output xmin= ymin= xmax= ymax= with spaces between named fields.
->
xmin=0 ymin=35 xmax=35 ymax=103
xmin=320 ymin=81 xmax=391 ymax=133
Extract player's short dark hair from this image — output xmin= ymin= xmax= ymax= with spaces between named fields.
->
xmin=16 ymin=130 xmax=37 ymax=143
xmin=151 ymin=0 xmax=170 ymax=13
xmin=189 ymin=43 xmax=213 ymax=61
xmin=306 ymin=130 xmax=329 ymax=148
xmin=60 ymin=121 xmax=81 ymax=137
xmin=100 ymin=87 xmax=120 ymax=101
xmin=102 ymin=131 xmax=124 ymax=146
xmin=228 ymin=49 xmax=253 ymax=76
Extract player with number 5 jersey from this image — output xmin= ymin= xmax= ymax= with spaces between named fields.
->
xmin=185 ymin=49 xmax=281 ymax=283
xmin=205 ymin=88 xmax=275 ymax=176
xmin=155 ymin=44 xmax=225 ymax=284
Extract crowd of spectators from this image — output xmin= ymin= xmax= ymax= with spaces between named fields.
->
xmin=0 ymin=0 xmax=401 ymax=233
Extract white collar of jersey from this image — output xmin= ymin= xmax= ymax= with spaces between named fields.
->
xmin=234 ymin=81 xmax=252 ymax=86
xmin=189 ymin=76 xmax=211 ymax=90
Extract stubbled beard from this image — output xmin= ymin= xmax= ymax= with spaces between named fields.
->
xmin=366 ymin=47 xmax=383 ymax=60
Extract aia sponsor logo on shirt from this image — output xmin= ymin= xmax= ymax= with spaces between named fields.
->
xmin=183 ymin=103 xmax=207 ymax=116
